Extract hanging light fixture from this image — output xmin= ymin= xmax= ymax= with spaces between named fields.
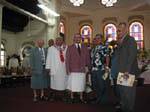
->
xmin=70 ymin=0 xmax=84 ymax=6
xmin=101 ymin=0 xmax=117 ymax=7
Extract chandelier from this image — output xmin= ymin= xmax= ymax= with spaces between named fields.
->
xmin=70 ymin=0 xmax=84 ymax=6
xmin=101 ymin=0 xmax=117 ymax=7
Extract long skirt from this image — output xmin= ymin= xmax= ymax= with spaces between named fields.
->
xmin=67 ymin=72 xmax=86 ymax=92
xmin=51 ymin=75 xmax=68 ymax=91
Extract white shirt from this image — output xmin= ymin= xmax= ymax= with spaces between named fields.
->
xmin=39 ymin=48 xmax=45 ymax=65
xmin=75 ymin=43 xmax=81 ymax=49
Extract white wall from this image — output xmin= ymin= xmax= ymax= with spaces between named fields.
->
xmin=1 ymin=0 xmax=59 ymax=58
xmin=1 ymin=20 xmax=47 ymax=56
xmin=2 ymin=30 xmax=18 ymax=56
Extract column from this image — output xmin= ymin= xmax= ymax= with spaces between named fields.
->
xmin=0 ymin=4 xmax=3 ymax=58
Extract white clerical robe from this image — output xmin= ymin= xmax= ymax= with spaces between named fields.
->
xmin=46 ymin=45 xmax=68 ymax=90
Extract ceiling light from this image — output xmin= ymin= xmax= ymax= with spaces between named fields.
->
xmin=38 ymin=4 xmax=60 ymax=17
xmin=70 ymin=0 xmax=84 ymax=6
xmin=101 ymin=0 xmax=117 ymax=7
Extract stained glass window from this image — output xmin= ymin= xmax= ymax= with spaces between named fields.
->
xmin=59 ymin=22 xmax=65 ymax=40
xmin=104 ymin=23 xmax=117 ymax=43
xmin=129 ymin=22 xmax=144 ymax=49
xmin=0 ymin=43 xmax=5 ymax=66
xmin=80 ymin=25 xmax=92 ymax=47
xmin=59 ymin=22 xmax=65 ymax=34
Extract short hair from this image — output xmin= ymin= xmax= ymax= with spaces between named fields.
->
xmin=55 ymin=36 xmax=63 ymax=40
xmin=48 ymin=39 xmax=54 ymax=42
xmin=118 ymin=22 xmax=127 ymax=27
xmin=95 ymin=33 xmax=103 ymax=38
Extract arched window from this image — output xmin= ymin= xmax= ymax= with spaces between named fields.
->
xmin=21 ymin=44 xmax=34 ymax=60
xmin=0 ymin=43 xmax=6 ymax=66
xmin=59 ymin=22 xmax=65 ymax=39
xmin=80 ymin=25 xmax=92 ymax=47
xmin=129 ymin=21 xmax=144 ymax=49
xmin=104 ymin=23 xmax=117 ymax=42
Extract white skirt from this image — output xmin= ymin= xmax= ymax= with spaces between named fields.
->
xmin=67 ymin=72 xmax=86 ymax=92
xmin=51 ymin=75 xmax=68 ymax=91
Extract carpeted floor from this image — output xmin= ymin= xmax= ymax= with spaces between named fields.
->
xmin=0 ymin=84 xmax=150 ymax=112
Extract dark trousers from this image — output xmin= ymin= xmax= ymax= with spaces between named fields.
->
xmin=113 ymin=78 xmax=121 ymax=103
xmin=119 ymin=85 xmax=136 ymax=112
xmin=91 ymin=70 xmax=109 ymax=103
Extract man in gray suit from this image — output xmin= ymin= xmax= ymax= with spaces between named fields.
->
xmin=30 ymin=39 xmax=48 ymax=102
xmin=115 ymin=22 xmax=140 ymax=112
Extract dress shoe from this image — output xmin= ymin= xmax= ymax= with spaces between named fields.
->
xmin=40 ymin=96 xmax=49 ymax=101
xmin=79 ymin=99 xmax=87 ymax=104
xmin=116 ymin=108 xmax=122 ymax=112
xmin=67 ymin=98 xmax=75 ymax=104
xmin=62 ymin=97 xmax=67 ymax=102
xmin=49 ymin=97 xmax=55 ymax=102
xmin=32 ymin=96 xmax=38 ymax=102
xmin=114 ymin=103 xmax=121 ymax=109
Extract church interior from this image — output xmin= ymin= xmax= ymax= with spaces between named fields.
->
xmin=0 ymin=0 xmax=150 ymax=112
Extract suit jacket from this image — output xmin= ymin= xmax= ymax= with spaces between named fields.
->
xmin=115 ymin=34 xmax=140 ymax=77
xmin=29 ymin=47 xmax=47 ymax=75
xmin=66 ymin=44 xmax=91 ymax=74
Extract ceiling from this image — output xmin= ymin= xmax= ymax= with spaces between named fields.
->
xmin=60 ymin=0 xmax=150 ymax=16
xmin=2 ymin=0 xmax=40 ymax=32
xmin=61 ymin=0 xmax=149 ymax=10
xmin=1 ymin=0 xmax=150 ymax=32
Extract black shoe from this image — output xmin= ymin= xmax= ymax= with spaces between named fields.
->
xmin=40 ymin=96 xmax=49 ymax=101
xmin=116 ymin=108 xmax=122 ymax=112
xmin=67 ymin=98 xmax=74 ymax=104
xmin=115 ymin=103 xmax=121 ymax=109
xmin=32 ymin=96 xmax=38 ymax=102
xmin=49 ymin=97 xmax=55 ymax=102
xmin=90 ymin=100 xmax=96 ymax=104
xmin=79 ymin=99 xmax=87 ymax=104
xmin=62 ymin=97 xmax=67 ymax=102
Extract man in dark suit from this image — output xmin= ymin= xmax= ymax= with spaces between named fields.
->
xmin=30 ymin=39 xmax=48 ymax=102
xmin=115 ymin=22 xmax=140 ymax=112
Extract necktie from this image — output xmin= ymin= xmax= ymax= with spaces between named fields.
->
xmin=78 ymin=44 xmax=81 ymax=55
xmin=60 ymin=48 xmax=64 ymax=62
xmin=40 ymin=48 xmax=45 ymax=65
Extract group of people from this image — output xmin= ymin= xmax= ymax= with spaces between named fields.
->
xmin=29 ymin=22 xmax=140 ymax=112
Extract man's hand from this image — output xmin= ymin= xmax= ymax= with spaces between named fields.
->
xmin=124 ymin=72 xmax=129 ymax=79
xmin=45 ymin=69 xmax=50 ymax=75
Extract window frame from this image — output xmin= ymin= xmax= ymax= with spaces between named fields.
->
xmin=129 ymin=21 xmax=144 ymax=49
xmin=80 ymin=24 xmax=93 ymax=47
xmin=103 ymin=23 xmax=117 ymax=42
